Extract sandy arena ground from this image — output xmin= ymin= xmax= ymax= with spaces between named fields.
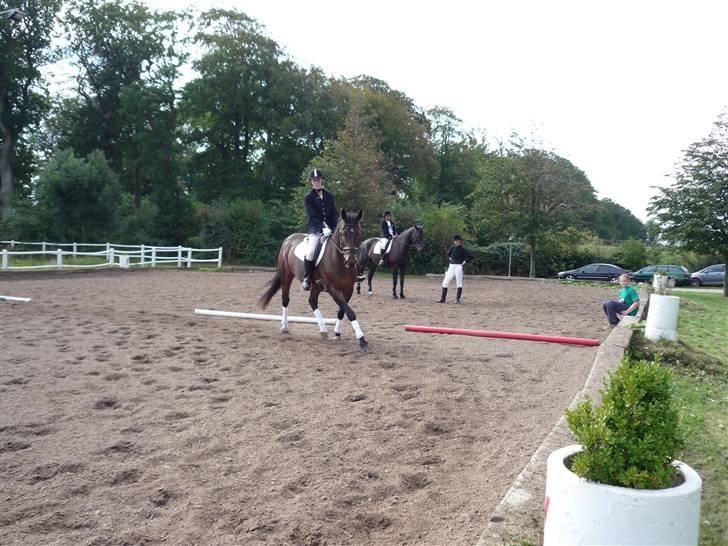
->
xmin=0 ymin=269 xmax=615 ymax=545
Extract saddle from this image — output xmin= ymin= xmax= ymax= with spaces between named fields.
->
xmin=293 ymin=235 xmax=329 ymax=266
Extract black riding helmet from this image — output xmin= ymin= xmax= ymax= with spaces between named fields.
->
xmin=309 ymin=168 xmax=325 ymax=180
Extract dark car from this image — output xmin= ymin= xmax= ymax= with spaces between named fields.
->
xmin=630 ymin=265 xmax=691 ymax=287
xmin=690 ymin=264 xmax=725 ymax=287
xmin=557 ymin=263 xmax=629 ymax=282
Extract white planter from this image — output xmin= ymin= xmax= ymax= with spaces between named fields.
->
xmin=544 ymin=445 xmax=701 ymax=546
xmin=645 ymin=294 xmax=680 ymax=342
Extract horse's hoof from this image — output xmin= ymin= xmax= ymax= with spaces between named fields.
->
xmin=320 ymin=332 xmax=328 ymax=339
xmin=334 ymin=332 xmax=341 ymax=340
xmin=368 ymin=291 xmax=373 ymax=296
xmin=359 ymin=338 xmax=371 ymax=353
xmin=280 ymin=326 xmax=289 ymax=333
xmin=399 ymin=294 xmax=406 ymax=299
xmin=392 ymin=294 xmax=398 ymax=299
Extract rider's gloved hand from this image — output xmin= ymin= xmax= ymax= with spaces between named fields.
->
xmin=322 ymin=227 xmax=332 ymax=237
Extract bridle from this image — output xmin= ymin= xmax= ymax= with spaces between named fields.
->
xmin=329 ymin=222 xmax=359 ymax=267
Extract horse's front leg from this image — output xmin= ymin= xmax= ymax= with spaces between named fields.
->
xmin=334 ymin=307 xmax=345 ymax=338
xmin=328 ymin=287 xmax=370 ymax=353
xmin=391 ymin=269 xmax=398 ymax=299
xmin=308 ymin=287 xmax=328 ymax=338
xmin=399 ymin=266 xmax=407 ymax=299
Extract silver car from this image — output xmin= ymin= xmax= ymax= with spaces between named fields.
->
xmin=690 ymin=264 xmax=725 ymax=287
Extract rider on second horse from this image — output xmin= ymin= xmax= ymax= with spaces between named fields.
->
xmin=378 ymin=210 xmax=398 ymax=266
xmin=302 ymin=168 xmax=339 ymax=291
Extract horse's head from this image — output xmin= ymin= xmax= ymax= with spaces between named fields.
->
xmin=336 ymin=208 xmax=363 ymax=269
xmin=410 ymin=224 xmax=425 ymax=251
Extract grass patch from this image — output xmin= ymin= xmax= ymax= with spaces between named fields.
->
xmin=629 ymin=291 xmax=727 ymax=545
xmin=7 ymin=256 xmax=107 ymax=267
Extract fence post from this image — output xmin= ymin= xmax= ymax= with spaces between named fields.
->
xmin=10 ymin=240 xmax=15 ymax=249
xmin=56 ymin=249 xmax=63 ymax=270
xmin=187 ymin=247 xmax=192 ymax=268
xmin=151 ymin=247 xmax=157 ymax=267
xmin=2 ymin=249 xmax=7 ymax=270
xmin=177 ymin=246 xmax=182 ymax=267
xmin=109 ymin=247 xmax=115 ymax=266
xmin=218 ymin=247 xmax=223 ymax=268
xmin=73 ymin=242 xmax=77 ymax=257
xmin=140 ymin=244 xmax=145 ymax=266
xmin=42 ymin=241 xmax=47 ymax=254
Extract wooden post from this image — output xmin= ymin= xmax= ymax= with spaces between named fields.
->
xmin=1 ymin=249 xmax=7 ymax=270
xmin=217 ymin=247 xmax=223 ymax=268
xmin=187 ymin=247 xmax=192 ymax=268
xmin=177 ymin=245 xmax=182 ymax=267
xmin=56 ymin=249 xmax=63 ymax=270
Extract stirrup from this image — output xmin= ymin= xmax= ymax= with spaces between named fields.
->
xmin=378 ymin=259 xmax=384 ymax=266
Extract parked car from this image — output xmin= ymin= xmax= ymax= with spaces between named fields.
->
xmin=690 ymin=264 xmax=725 ymax=287
xmin=630 ymin=265 xmax=691 ymax=287
xmin=557 ymin=263 xmax=629 ymax=282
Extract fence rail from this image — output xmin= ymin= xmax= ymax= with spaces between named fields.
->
xmin=0 ymin=240 xmax=223 ymax=271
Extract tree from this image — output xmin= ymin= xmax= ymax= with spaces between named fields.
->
xmin=303 ymin=101 xmax=393 ymax=232
xmin=1 ymin=0 xmax=63 ymax=219
xmin=61 ymin=0 xmax=184 ymax=207
xmin=648 ymin=113 xmax=728 ymax=296
xmin=36 ymin=149 xmax=122 ymax=241
xmin=471 ymin=144 xmax=596 ymax=277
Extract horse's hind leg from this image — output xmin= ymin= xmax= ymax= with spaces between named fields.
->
xmin=367 ymin=266 xmax=375 ymax=296
xmin=280 ymin=275 xmax=292 ymax=332
xmin=308 ymin=288 xmax=328 ymax=337
xmin=392 ymin=269 xmax=399 ymax=299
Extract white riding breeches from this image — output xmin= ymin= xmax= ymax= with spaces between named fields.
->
xmin=443 ymin=264 xmax=463 ymax=288
xmin=380 ymin=238 xmax=392 ymax=255
xmin=306 ymin=234 xmax=320 ymax=261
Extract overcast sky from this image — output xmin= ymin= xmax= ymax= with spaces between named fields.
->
xmin=150 ymin=0 xmax=728 ymax=221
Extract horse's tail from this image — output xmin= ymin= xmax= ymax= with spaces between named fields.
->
xmin=258 ymin=270 xmax=282 ymax=309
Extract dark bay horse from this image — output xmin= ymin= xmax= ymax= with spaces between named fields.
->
xmin=356 ymin=225 xmax=425 ymax=299
xmin=258 ymin=209 xmax=370 ymax=353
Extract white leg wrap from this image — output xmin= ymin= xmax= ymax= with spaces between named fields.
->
xmin=281 ymin=306 xmax=289 ymax=329
xmin=314 ymin=308 xmax=327 ymax=332
xmin=351 ymin=319 xmax=364 ymax=339
xmin=334 ymin=318 xmax=343 ymax=335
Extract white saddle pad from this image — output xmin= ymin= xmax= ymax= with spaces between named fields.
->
xmin=293 ymin=237 xmax=328 ymax=266
xmin=373 ymin=239 xmax=388 ymax=255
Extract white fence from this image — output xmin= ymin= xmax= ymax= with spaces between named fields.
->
xmin=0 ymin=240 xmax=223 ymax=271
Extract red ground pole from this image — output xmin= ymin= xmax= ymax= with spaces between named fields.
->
xmin=404 ymin=325 xmax=601 ymax=347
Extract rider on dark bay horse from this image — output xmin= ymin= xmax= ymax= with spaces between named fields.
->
xmin=302 ymin=168 xmax=339 ymax=291
xmin=378 ymin=210 xmax=397 ymax=266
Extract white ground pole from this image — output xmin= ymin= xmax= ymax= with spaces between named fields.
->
xmin=0 ymin=295 xmax=32 ymax=302
xmin=193 ymin=309 xmax=336 ymax=327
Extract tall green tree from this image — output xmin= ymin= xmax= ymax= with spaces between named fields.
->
xmin=424 ymin=106 xmax=486 ymax=205
xmin=302 ymin=101 xmax=393 ymax=232
xmin=648 ymin=112 xmax=728 ymax=296
xmin=1 ymin=0 xmax=63 ymax=219
xmin=61 ymin=0 xmax=184 ymax=207
xmin=471 ymin=144 xmax=596 ymax=276
xmin=36 ymin=149 xmax=122 ymax=241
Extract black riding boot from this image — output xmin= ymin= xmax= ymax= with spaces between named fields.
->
xmin=437 ymin=287 xmax=447 ymax=303
xmin=455 ymin=287 xmax=462 ymax=304
xmin=301 ymin=258 xmax=314 ymax=291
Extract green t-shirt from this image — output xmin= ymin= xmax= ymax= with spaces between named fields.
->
xmin=619 ymin=286 xmax=640 ymax=316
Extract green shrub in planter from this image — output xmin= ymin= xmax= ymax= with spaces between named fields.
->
xmin=565 ymin=358 xmax=684 ymax=489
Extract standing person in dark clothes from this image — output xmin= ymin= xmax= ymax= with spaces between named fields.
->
xmin=437 ymin=235 xmax=473 ymax=304
xmin=302 ymin=168 xmax=339 ymax=291
xmin=378 ymin=210 xmax=398 ymax=266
